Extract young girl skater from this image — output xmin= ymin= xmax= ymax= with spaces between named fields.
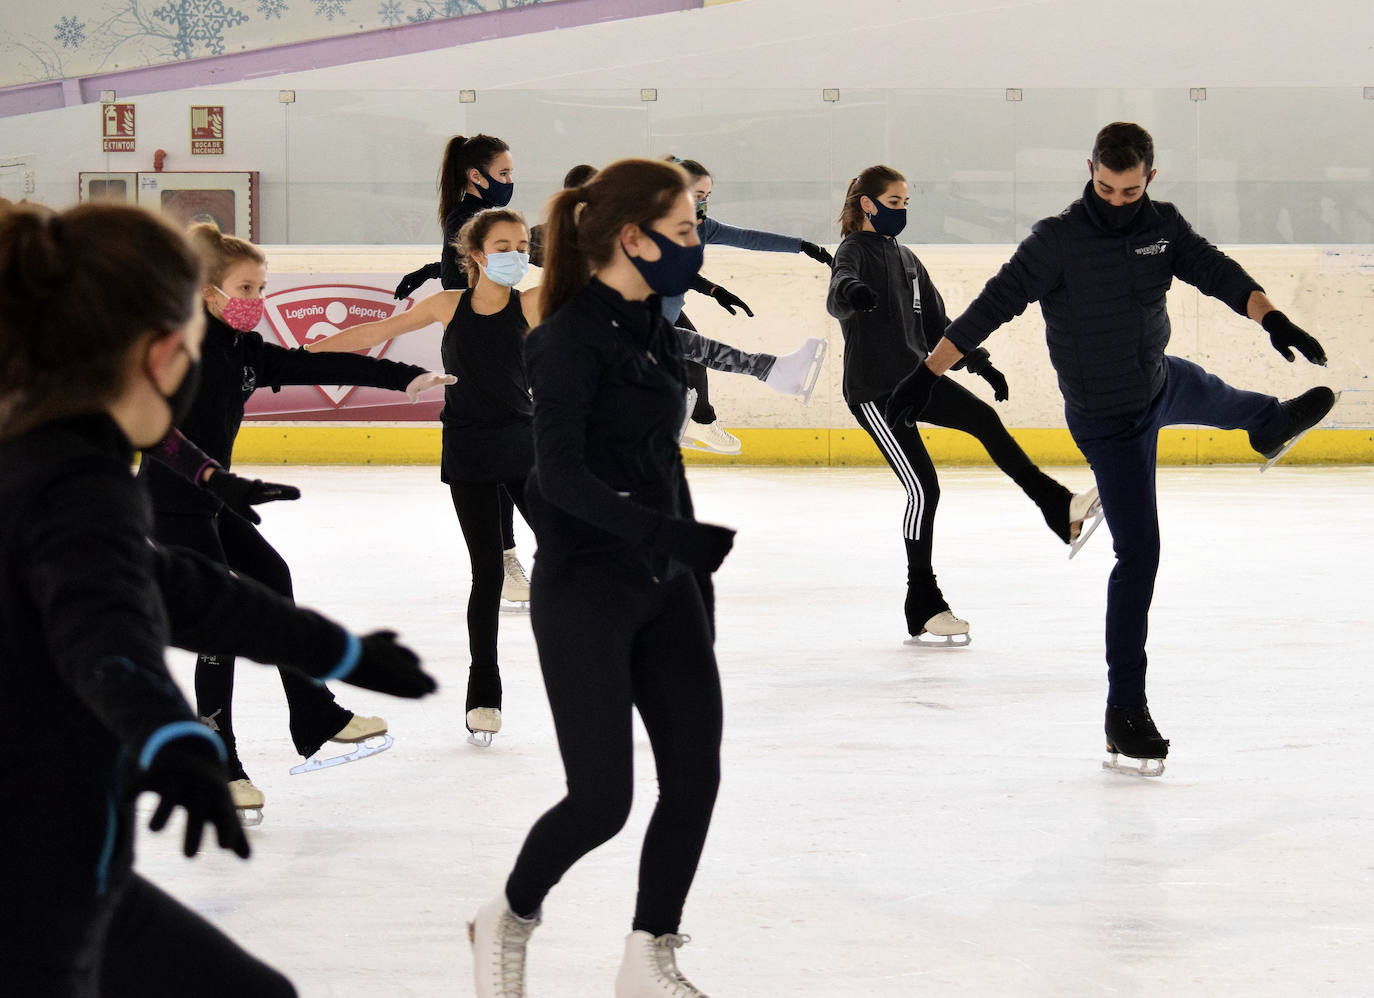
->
xmin=137 ymin=223 xmax=452 ymax=817
xmin=0 ymin=201 xmax=436 ymax=997
xmin=827 ymin=165 xmax=1098 ymax=645
xmin=468 ymin=158 xmax=736 ymax=998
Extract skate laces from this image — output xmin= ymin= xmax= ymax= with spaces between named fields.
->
xmin=503 ymin=551 xmax=530 ymax=586
xmin=491 ymin=910 xmax=538 ymax=994
xmin=646 ymin=934 xmax=707 ymax=995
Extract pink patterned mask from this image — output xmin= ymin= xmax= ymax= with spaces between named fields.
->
xmin=215 ymin=288 xmax=264 ymax=332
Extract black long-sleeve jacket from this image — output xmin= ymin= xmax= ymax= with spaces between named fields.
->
xmin=138 ymin=309 xmax=426 ymax=514
xmin=0 ymin=414 xmax=356 ymax=962
xmin=440 ymin=197 xmax=489 ymax=290
xmin=523 ymin=279 xmax=697 ymax=583
xmin=827 ymin=230 xmax=951 ymax=404
xmin=943 ymin=183 xmax=1263 ymax=418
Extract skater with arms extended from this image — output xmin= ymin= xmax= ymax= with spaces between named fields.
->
xmin=468 ymin=158 xmax=735 ymax=997
xmin=887 ymin=123 xmax=1334 ymax=773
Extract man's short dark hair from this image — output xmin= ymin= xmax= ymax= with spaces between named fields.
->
xmin=1092 ymin=122 xmax=1154 ymax=174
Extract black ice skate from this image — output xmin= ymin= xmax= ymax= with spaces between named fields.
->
xmin=1103 ymin=704 xmax=1169 ymax=777
xmin=1250 ymin=387 xmax=1338 ymax=472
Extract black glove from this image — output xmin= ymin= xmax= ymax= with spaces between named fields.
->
xmin=799 ymin=240 xmax=834 ymax=267
xmin=843 ymin=281 xmax=878 ymax=312
xmin=709 ymin=284 xmax=754 ymax=317
xmin=340 ymin=631 xmax=438 ymax=698
xmin=203 ymin=470 xmax=301 ymax=525
xmin=393 ymin=261 xmax=440 ymax=299
xmin=138 ymin=733 xmax=250 ymax=859
xmin=1263 ymin=310 xmax=1327 ymax=365
xmin=884 ymin=363 xmax=938 ymax=429
xmin=952 ymin=346 xmax=1010 ymax=402
xmin=651 ymin=517 xmax=736 ymax=574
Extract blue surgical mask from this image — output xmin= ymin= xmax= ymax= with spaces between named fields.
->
xmin=865 ymin=196 xmax=907 ymax=238
xmin=627 ymin=228 xmax=704 ymax=298
xmin=479 ymin=250 xmax=530 ymax=287
xmin=477 ymin=167 xmax=514 ymax=207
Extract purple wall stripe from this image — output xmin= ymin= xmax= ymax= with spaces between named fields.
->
xmin=0 ymin=0 xmax=701 ymax=120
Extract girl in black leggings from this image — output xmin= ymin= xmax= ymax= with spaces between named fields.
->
xmin=828 ymin=165 xmax=1098 ymax=645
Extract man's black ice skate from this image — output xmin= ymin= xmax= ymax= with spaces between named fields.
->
xmin=1103 ymin=704 xmax=1169 ymax=777
xmin=1249 ymin=387 xmax=1338 ymax=471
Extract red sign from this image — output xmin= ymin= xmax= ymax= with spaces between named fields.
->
xmin=190 ymin=105 xmax=225 ymax=155
xmin=101 ymin=103 xmax=135 ymax=152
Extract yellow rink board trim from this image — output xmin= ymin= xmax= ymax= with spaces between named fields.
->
xmin=234 ymin=425 xmax=1374 ymax=466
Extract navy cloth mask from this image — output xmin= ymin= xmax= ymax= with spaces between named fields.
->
xmin=477 ymin=167 xmax=514 ymax=207
xmin=627 ymin=228 xmax=704 ymax=298
xmin=1093 ymin=187 xmax=1147 ymax=231
xmin=865 ymin=196 xmax=907 ymax=238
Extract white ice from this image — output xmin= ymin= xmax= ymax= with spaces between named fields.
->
xmin=141 ymin=463 xmax=1374 ymax=997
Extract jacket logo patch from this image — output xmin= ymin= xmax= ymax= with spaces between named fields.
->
xmin=261 ymin=284 xmax=404 ymax=408
xmin=241 ymin=366 xmax=257 ymax=394
xmin=1134 ymin=239 xmax=1169 ymax=256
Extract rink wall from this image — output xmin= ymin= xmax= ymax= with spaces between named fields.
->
xmin=232 ymin=243 xmax=1374 ymax=467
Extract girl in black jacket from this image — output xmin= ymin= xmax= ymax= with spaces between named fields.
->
xmin=138 ymin=223 xmax=451 ymax=817
xmin=827 ymin=164 xmax=1099 ymax=646
xmin=0 ymin=202 xmax=435 ymax=997
xmin=467 ymin=158 xmax=735 ymax=998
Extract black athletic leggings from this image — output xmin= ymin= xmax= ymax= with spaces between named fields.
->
xmin=153 ymin=511 xmax=350 ymax=769
xmin=5 ymin=874 xmax=294 ymax=998
xmin=448 ymin=478 xmax=529 ymax=712
xmin=505 ymin=563 xmax=722 ymax=937
xmin=677 ymin=312 xmax=716 ymax=424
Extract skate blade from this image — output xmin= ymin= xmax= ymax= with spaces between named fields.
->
xmin=237 ymin=807 xmax=264 ymax=828
xmin=679 ymin=437 xmax=742 ymax=455
xmin=1261 ymin=389 xmax=1341 ymax=472
xmin=499 ymin=599 xmax=530 ymax=614
xmin=902 ymin=633 xmax=971 ymax=648
xmin=1102 ymin=751 xmax=1165 ymax=778
xmin=466 ymin=731 xmax=495 ymax=748
xmin=1068 ymin=502 xmax=1104 ymax=560
xmin=289 ymin=733 xmax=393 ymax=775
xmin=797 ymin=339 xmax=828 ymax=407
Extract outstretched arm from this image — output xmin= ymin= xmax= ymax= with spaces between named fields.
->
xmin=306 ymin=291 xmax=459 ymax=354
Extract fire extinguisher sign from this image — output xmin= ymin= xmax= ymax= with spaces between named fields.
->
xmin=101 ymin=103 xmax=135 ymax=152
xmin=191 ymin=106 xmax=225 ymax=155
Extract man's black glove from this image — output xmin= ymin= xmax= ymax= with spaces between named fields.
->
xmin=952 ymin=346 xmax=1010 ymax=402
xmin=336 ymin=631 xmax=438 ymax=698
xmin=1263 ymin=311 xmax=1327 ymax=365
xmin=884 ymin=363 xmax=938 ymax=429
xmin=843 ymin=281 xmax=878 ymax=312
xmin=394 ymin=262 xmax=441 ymax=299
xmin=203 ymin=470 xmax=301 ymax=525
xmin=651 ymin=518 xmax=736 ymax=574
xmin=709 ymin=284 xmax=754 ymax=317
xmin=799 ymin=241 xmax=834 ymax=267
xmin=138 ymin=732 xmax=249 ymax=859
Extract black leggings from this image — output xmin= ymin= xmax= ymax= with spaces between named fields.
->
xmin=505 ymin=564 xmax=722 ymax=936
xmin=678 ymin=311 xmax=715 ymax=424
xmin=153 ymin=511 xmax=350 ymax=770
xmin=4 ymin=874 xmax=295 ymax=998
xmin=498 ymin=486 xmax=517 ymax=551
xmin=447 ymin=478 xmax=529 ymax=713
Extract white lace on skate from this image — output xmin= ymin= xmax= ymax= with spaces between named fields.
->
xmin=501 ymin=550 xmax=531 ymax=610
xmin=681 ymin=419 xmax=742 ymax=455
xmin=469 ymin=898 xmax=539 ymax=998
xmin=620 ymin=932 xmax=710 ymax=997
xmin=903 ymin=610 xmax=971 ymax=648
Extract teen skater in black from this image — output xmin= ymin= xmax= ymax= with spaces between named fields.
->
xmin=828 ymin=164 xmax=1099 ymax=646
xmin=890 ymin=123 xmax=1335 ymax=772
xmin=0 ymin=202 xmax=436 ymax=997
xmin=468 ymin=158 xmax=735 ymax=998
xmin=138 ymin=223 xmax=452 ymax=816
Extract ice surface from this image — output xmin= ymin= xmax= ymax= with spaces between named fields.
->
xmin=137 ymin=464 xmax=1374 ymax=996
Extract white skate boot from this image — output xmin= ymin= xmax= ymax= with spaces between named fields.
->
xmin=1067 ymin=486 xmax=1104 ymax=560
xmin=904 ymin=610 xmax=971 ymax=648
xmin=615 ymin=930 xmax=711 ymax=997
xmin=681 ymin=419 xmax=741 ymax=455
xmin=289 ymin=714 xmax=393 ymax=775
xmin=468 ymin=894 xmax=540 ymax=998
xmin=229 ymin=778 xmax=264 ymax=827
xmin=501 ymin=548 xmax=530 ymax=612
xmin=466 ymin=707 xmax=502 ymax=748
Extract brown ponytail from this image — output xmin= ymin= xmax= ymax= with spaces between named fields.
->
xmin=538 ymin=158 xmax=688 ymax=321
xmin=0 ymin=202 xmax=202 ymax=438
xmin=456 ymin=207 xmax=528 ymax=287
xmin=838 ymin=164 xmax=906 ymax=236
xmin=187 ymin=222 xmax=264 ymax=289
xmin=438 ymin=133 xmax=511 ymax=224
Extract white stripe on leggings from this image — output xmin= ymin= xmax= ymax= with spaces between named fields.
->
xmin=860 ymin=400 xmax=925 ymax=540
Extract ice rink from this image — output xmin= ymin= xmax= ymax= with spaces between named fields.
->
xmin=139 ymin=462 xmax=1373 ymax=997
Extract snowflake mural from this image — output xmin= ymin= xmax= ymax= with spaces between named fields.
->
xmin=310 ymin=0 xmax=351 ymax=20
xmin=377 ymin=0 xmax=403 ymax=25
xmin=153 ymin=0 xmax=249 ymax=59
xmin=257 ymin=0 xmax=288 ymax=18
xmin=54 ymin=15 xmax=88 ymax=49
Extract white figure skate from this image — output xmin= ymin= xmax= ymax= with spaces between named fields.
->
xmin=500 ymin=548 xmax=530 ymax=613
xmin=289 ymin=715 xmax=392 ymax=775
xmin=615 ymin=930 xmax=711 ymax=997
xmin=1067 ymin=487 xmax=1104 ymax=560
xmin=229 ymin=778 xmax=264 ymax=827
xmin=469 ymin=894 xmax=540 ymax=998
xmin=466 ymin=707 xmax=502 ymax=748
xmin=764 ymin=337 xmax=828 ymax=405
xmin=903 ymin=610 xmax=971 ymax=648
xmin=680 ymin=418 xmax=742 ymax=455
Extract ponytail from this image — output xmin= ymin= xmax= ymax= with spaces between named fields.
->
xmin=438 ymin=133 xmax=511 ymax=224
xmin=186 ymin=221 xmax=264 ymax=290
xmin=838 ymin=164 xmax=906 ymax=236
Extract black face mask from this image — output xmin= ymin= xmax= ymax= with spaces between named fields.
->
xmin=476 ymin=167 xmax=514 ymax=207
xmin=1090 ymin=183 xmax=1148 ymax=231
xmin=158 ymin=347 xmax=202 ymax=434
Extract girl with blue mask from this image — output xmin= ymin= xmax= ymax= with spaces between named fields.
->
xmin=308 ymin=208 xmax=540 ymax=749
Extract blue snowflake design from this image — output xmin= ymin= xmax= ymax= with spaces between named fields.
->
xmin=404 ymin=0 xmax=491 ymax=22
xmin=377 ymin=0 xmax=403 ymax=25
xmin=54 ymin=15 xmax=87 ymax=49
xmin=257 ymin=0 xmax=288 ymax=18
xmin=153 ymin=0 xmax=250 ymax=59
xmin=311 ymin=0 xmax=352 ymax=19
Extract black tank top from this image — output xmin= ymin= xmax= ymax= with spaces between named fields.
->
xmin=438 ymin=289 xmax=534 ymax=485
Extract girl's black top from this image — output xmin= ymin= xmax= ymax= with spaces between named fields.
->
xmin=439 ymin=196 xmax=490 ymax=290
xmin=439 ymin=289 xmax=534 ymax=484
